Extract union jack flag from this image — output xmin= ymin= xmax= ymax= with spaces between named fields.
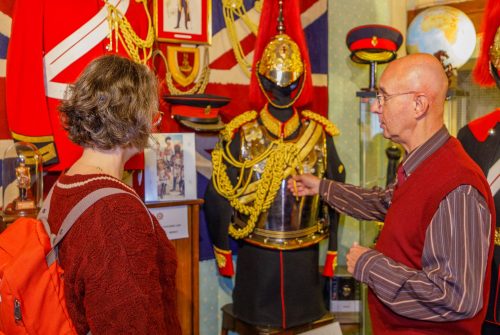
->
xmin=206 ymin=0 xmax=328 ymax=121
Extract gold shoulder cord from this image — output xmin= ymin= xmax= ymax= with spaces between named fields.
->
xmin=151 ymin=48 xmax=211 ymax=95
xmin=236 ymin=119 xmax=323 ymax=204
xmin=222 ymin=0 xmax=261 ymax=77
xmin=212 ymin=113 xmax=325 ymax=239
xmin=104 ymin=0 xmax=154 ymax=64
xmin=301 ymin=111 xmax=340 ymax=136
xmin=219 ymin=110 xmax=258 ymax=142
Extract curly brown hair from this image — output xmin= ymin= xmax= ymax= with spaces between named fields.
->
xmin=59 ymin=54 xmax=158 ymax=151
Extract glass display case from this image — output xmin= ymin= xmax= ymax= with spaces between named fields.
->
xmin=357 ymin=90 xmax=387 ymax=335
xmin=1 ymin=142 xmax=43 ymax=225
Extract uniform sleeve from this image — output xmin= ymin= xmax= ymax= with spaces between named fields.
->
xmin=6 ymin=0 xmax=56 ymax=162
xmin=79 ymin=197 xmax=175 ymax=333
xmin=323 ymin=136 xmax=346 ymax=277
xmin=353 ymin=185 xmax=492 ymax=321
xmin=203 ymin=135 xmax=243 ymax=276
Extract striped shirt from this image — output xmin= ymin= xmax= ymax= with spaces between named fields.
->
xmin=319 ymin=127 xmax=492 ymax=320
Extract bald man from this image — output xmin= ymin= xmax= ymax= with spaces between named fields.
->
xmin=288 ymin=54 xmax=496 ymax=335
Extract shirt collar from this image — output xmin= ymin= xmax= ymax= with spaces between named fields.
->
xmin=401 ymin=126 xmax=450 ymax=177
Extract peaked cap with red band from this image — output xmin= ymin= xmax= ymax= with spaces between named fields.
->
xmin=473 ymin=0 xmax=500 ymax=87
xmin=163 ymin=94 xmax=229 ymax=132
xmin=248 ymin=0 xmax=313 ymax=109
xmin=346 ymin=24 xmax=403 ymax=64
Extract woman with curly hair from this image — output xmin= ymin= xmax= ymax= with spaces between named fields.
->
xmin=51 ymin=54 xmax=181 ymax=334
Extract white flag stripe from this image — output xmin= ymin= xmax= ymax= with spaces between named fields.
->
xmin=208 ymin=7 xmax=259 ymax=62
xmin=301 ymin=0 xmax=327 ymax=28
xmin=0 ymin=59 xmax=5 ymax=77
xmin=210 ymin=3 xmax=326 ymax=68
xmin=0 ymin=11 xmax=12 ymax=37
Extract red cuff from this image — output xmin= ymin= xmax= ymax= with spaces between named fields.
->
xmin=213 ymin=246 xmax=234 ymax=277
xmin=323 ymin=251 xmax=338 ymax=277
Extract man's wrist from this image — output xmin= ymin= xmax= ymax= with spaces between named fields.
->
xmin=354 ymin=249 xmax=381 ymax=283
xmin=318 ymin=179 xmax=333 ymax=199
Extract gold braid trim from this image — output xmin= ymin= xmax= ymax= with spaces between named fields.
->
xmin=228 ymin=141 xmax=300 ymax=239
xmin=220 ymin=110 xmax=258 ymax=142
xmin=260 ymin=105 xmax=300 ymax=138
xmin=302 ymin=111 xmax=340 ymax=137
xmin=213 ymin=245 xmax=231 ymax=268
xmin=152 ymin=48 xmax=211 ymax=95
xmin=222 ymin=0 xmax=260 ymax=78
xmin=235 ymin=121 xmax=323 ymax=204
xmin=495 ymin=227 xmax=500 ymax=246
xmin=105 ymin=0 xmax=154 ymax=64
xmin=212 ymin=129 xmax=276 ymax=201
xmin=211 ymin=110 xmax=263 ymax=202
xmin=212 ymin=118 xmax=323 ymax=240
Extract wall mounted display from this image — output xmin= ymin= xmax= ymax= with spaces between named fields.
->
xmin=154 ymin=0 xmax=211 ymax=44
xmin=144 ymin=133 xmax=197 ymax=203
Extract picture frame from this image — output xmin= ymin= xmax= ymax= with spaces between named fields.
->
xmin=154 ymin=0 xmax=212 ymax=45
xmin=144 ymin=133 xmax=197 ymax=203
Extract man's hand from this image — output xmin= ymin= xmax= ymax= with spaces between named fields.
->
xmin=286 ymin=174 xmax=321 ymax=196
xmin=346 ymin=242 xmax=371 ymax=274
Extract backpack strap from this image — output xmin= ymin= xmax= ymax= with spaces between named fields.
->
xmin=42 ymin=187 xmax=130 ymax=266
xmin=37 ymin=184 xmax=57 ymax=237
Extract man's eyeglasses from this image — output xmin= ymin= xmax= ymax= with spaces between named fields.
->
xmin=375 ymin=91 xmax=417 ymax=107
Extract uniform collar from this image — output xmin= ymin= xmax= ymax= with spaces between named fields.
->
xmin=468 ymin=109 xmax=500 ymax=142
xmin=259 ymin=104 xmax=300 ymax=138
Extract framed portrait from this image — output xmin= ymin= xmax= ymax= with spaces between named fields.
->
xmin=144 ymin=133 xmax=197 ymax=203
xmin=154 ymin=0 xmax=212 ymax=44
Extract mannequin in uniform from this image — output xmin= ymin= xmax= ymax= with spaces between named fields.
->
xmin=457 ymin=1 xmax=500 ymax=332
xmin=204 ymin=0 xmax=345 ymax=329
xmin=457 ymin=111 xmax=499 ymax=335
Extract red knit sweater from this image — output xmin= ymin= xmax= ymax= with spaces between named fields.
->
xmin=48 ymin=174 xmax=181 ymax=334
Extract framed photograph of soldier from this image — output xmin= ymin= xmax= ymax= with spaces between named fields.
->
xmin=144 ymin=133 xmax=197 ymax=203
xmin=154 ymin=0 xmax=212 ymax=44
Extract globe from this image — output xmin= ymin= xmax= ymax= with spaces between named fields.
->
xmin=407 ymin=6 xmax=476 ymax=69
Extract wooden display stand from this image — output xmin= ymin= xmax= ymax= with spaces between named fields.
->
xmin=147 ymin=199 xmax=202 ymax=335
xmin=221 ymin=304 xmax=335 ymax=335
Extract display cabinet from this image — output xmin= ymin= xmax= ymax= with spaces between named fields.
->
xmin=147 ymin=199 xmax=202 ymax=335
xmin=0 ymin=142 xmax=44 ymax=230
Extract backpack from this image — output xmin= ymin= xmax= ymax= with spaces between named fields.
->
xmin=0 ymin=186 xmax=128 ymax=334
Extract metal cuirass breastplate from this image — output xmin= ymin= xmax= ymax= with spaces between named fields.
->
xmin=233 ymin=119 xmax=329 ymax=250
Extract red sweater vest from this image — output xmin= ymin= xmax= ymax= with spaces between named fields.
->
xmin=370 ymin=137 xmax=495 ymax=334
